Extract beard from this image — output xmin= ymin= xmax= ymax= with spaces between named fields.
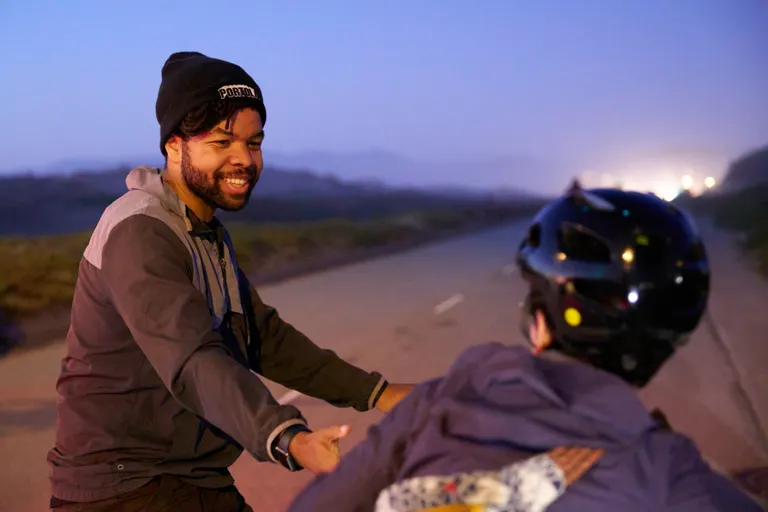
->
xmin=180 ymin=142 xmax=259 ymax=212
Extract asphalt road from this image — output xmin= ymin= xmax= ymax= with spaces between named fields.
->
xmin=1 ymin=220 xmax=766 ymax=511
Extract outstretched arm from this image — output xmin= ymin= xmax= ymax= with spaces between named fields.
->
xmin=288 ymin=378 xmax=441 ymax=512
xmin=241 ymin=270 xmax=393 ymax=412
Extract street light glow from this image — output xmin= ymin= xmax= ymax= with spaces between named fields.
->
xmin=656 ymin=184 xmax=680 ymax=201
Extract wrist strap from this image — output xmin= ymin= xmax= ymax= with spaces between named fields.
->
xmin=371 ymin=380 xmax=389 ymax=408
xmin=271 ymin=423 xmax=311 ymax=472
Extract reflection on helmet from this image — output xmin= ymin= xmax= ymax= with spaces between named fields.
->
xmin=515 ymin=186 xmax=709 ymax=386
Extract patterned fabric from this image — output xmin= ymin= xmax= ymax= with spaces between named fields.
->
xmin=374 ymin=454 xmax=567 ymax=512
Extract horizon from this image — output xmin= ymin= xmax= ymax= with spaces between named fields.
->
xmin=1 ymin=1 xmax=767 ymax=194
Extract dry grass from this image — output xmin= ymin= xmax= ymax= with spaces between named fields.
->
xmin=0 ymin=232 xmax=91 ymax=315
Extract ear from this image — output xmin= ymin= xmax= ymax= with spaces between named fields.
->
xmin=165 ymin=135 xmax=183 ymax=166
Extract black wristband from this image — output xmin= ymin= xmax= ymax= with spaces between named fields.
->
xmin=271 ymin=423 xmax=312 ymax=472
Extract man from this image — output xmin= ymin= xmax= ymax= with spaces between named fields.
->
xmin=288 ymin=187 xmax=762 ymax=511
xmin=47 ymin=51 xmax=412 ymax=511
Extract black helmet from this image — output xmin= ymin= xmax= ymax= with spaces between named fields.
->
xmin=515 ymin=186 xmax=710 ymax=386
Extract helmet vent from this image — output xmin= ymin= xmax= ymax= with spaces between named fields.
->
xmin=557 ymin=223 xmax=611 ymax=263
xmin=526 ymin=223 xmax=542 ymax=248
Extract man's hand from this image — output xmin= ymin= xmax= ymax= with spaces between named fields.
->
xmin=375 ymin=383 xmax=415 ymax=413
xmin=288 ymin=425 xmax=351 ymax=475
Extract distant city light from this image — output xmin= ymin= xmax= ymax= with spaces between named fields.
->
xmin=578 ymin=166 xmax=717 ymax=198
xmin=655 ymin=183 xmax=680 ymax=202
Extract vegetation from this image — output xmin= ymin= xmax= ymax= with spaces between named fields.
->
xmin=0 ymin=231 xmax=91 ymax=316
xmin=675 ymin=184 xmax=768 ymax=274
xmin=672 ymin=143 xmax=768 ymax=274
xmin=721 ymin=146 xmax=768 ymax=191
xmin=0 ymin=201 xmax=544 ymax=317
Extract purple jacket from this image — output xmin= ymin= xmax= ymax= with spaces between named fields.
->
xmin=289 ymin=343 xmax=761 ymax=511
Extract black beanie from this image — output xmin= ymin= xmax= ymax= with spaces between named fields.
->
xmin=155 ymin=51 xmax=267 ymax=156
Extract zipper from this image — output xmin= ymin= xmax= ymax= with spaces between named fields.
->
xmin=215 ymin=226 xmax=231 ymax=312
xmin=215 ymin=227 xmax=227 ymax=273
xmin=216 ymin=227 xmax=255 ymax=368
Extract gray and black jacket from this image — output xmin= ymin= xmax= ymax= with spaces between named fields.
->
xmin=47 ymin=166 xmax=386 ymax=503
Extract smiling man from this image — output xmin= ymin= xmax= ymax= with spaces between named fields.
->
xmin=46 ymin=51 xmax=412 ymax=512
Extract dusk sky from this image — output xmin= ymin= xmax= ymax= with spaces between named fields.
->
xmin=1 ymin=0 xmax=766 ymax=192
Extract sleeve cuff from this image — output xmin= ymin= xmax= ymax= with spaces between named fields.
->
xmin=367 ymin=376 xmax=389 ymax=410
xmin=266 ymin=418 xmax=308 ymax=464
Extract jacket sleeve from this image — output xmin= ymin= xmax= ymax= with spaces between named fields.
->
xmin=242 ymin=272 xmax=387 ymax=412
xmin=287 ymin=378 xmax=442 ymax=512
xmin=100 ymin=214 xmax=306 ymax=464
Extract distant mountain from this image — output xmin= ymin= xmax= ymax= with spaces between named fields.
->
xmin=0 ymin=166 xmax=368 ymax=236
xmin=5 ymin=149 xmax=547 ymax=191
xmin=0 ymin=160 xmax=539 ymax=237
xmin=0 ymin=148 xmax=549 ymax=236
xmin=264 ymin=149 xmax=555 ymax=192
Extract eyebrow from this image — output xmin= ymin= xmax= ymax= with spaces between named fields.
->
xmin=211 ymin=127 xmax=265 ymax=140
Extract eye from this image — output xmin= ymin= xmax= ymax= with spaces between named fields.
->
xmin=248 ymin=141 xmax=262 ymax=150
xmin=211 ymin=140 xmax=231 ymax=147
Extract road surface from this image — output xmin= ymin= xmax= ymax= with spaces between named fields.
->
xmin=0 ymin=220 xmax=766 ymax=511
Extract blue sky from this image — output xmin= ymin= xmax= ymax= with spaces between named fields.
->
xmin=1 ymin=0 xmax=766 ymax=190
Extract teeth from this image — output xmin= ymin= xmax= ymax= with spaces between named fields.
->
xmin=225 ymin=178 xmax=247 ymax=186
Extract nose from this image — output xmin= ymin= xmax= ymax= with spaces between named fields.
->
xmin=228 ymin=142 xmax=255 ymax=168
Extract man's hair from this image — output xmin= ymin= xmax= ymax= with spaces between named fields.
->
xmin=174 ymin=98 xmax=258 ymax=139
xmin=164 ymin=98 xmax=259 ymax=164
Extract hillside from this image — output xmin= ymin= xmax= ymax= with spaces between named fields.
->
xmin=10 ymin=149 xmax=560 ymax=194
xmin=674 ymin=143 xmax=768 ymax=274
xmin=0 ymin=161 xmax=547 ymax=353
xmin=0 ymin=164 xmax=531 ymax=237
xmin=721 ymin=146 xmax=768 ymax=192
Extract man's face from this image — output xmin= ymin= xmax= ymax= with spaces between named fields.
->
xmin=180 ymin=108 xmax=264 ymax=212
